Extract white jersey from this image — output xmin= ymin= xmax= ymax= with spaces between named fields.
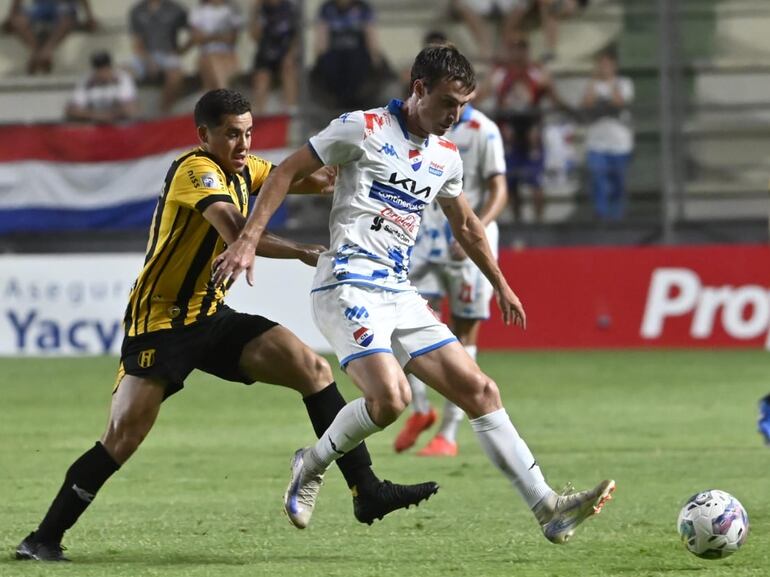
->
xmin=309 ymin=99 xmax=464 ymax=292
xmin=416 ymin=105 xmax=506 ymax=264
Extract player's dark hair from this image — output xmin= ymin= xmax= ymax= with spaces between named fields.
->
xmin=194 ymin=89 xmax=251 ymax=128
xmin=410 ymin=44 xmax=476 ymax=95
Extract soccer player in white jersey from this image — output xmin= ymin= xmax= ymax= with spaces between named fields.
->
xmin=213 ymin=44 xmax=615 ymax=543
xmin=393 ymin=103 xmax=508 ymax=457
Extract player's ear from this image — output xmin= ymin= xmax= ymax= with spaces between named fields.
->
xmin=413 ymin=79 xmax=426 ymax=100
xmin=197 ymin=124 xmax=209 ymax=145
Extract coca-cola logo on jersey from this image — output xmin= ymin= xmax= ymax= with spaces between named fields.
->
xmin=641 ymin=268 xmax=770 ymax=346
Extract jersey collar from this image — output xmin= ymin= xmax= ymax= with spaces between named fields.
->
xmin=387 ymin=98 xmax=429 ymax=146
xmin=458 ymin=103 xmax=474 ymax=124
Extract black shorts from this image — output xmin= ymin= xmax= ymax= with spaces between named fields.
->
xmin=119 ymin=306 xmax=278 ymax=398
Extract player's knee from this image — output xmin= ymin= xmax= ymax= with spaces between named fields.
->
xmin=464 ymin=372 xmax=501 ymax=415
xmin=309 ymin=353 xmax=334 ymax=386
xmin=296 ymin=349 xmax=333 ymax=393
xmin=368 ymin=384 xmax=408 ymax=426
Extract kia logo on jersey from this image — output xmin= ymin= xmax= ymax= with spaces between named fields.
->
xmin=353 ymin=327 xmax=374 ymax=347
xmin=408 ymin=149 xmax=422 ymax=171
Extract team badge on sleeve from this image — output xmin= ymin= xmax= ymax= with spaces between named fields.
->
xmin=409 ymin=149 xmax=422 ymax=171
xmin=353 ymin=327 xmax=374 ymax=347
xmin=201 ymin=172 xmax=220 ymax=189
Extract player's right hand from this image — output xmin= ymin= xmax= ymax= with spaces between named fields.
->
xmin=212 ymin=237 xmax=257 ymax=287
xmin=495 ymin=282 xmax=526 ymax=329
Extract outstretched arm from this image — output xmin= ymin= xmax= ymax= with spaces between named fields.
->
xmin=212 ymin=145 xmax=323 ymax=285
xmin=438 ymin=193 xmax=526 ymax=328
xmin=202 ymin=201 xmax=325 ymax=268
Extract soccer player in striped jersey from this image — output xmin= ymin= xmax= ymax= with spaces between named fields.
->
xmin=15 ymin=89 xmax=437 ymax=562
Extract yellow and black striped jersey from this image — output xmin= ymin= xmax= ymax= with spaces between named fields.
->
xmin=124 ymin=148 xmax=272 ymax=336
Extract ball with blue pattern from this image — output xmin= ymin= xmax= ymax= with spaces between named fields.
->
xmin=677 ymin=489 xmax=749 ymax=559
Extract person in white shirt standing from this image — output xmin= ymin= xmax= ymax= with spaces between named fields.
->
xmin=213 ymin=44 xmax=615 ymax=543
xmin=581 ymin=49 xmax=634 ymax=221
xmin=393 ymin=103 xmax=508 ymax=457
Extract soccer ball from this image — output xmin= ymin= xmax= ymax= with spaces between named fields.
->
xmin=677 ymin=490 xmax=749 ymax=559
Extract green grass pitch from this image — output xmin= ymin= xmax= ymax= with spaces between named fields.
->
xmin=1 ymin=350 xmax=768 ymax=577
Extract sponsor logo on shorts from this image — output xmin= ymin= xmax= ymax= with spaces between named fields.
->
xmin=353 ymin=327 xmax=374 ymax=347
xmin=345 ymin=306 xmax=369 ymax=320
xmin=137 ymin=349 xmax=156 ymax=368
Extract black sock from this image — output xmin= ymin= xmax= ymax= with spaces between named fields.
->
xmin=36 ymin=441 xmax=120 ymax=543
xmin=303 ymin=383 xmax=379 ymax=490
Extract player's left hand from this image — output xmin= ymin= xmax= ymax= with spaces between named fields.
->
xmin=495 ymin=283 xmax=526 ymax=329
xmin=449 ymin=240 xmax=467 ymax=261
xmin=318 ymin=165 xmax=337 ymax=195
xmin=299 ymin=244 xmax=327 ymax=267
xmin=212 ymin=237 xmax=257 ymax=286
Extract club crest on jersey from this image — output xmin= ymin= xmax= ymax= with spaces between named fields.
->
xmin=408 ymin=149 xmax=422 ymax=171
xmin=353 ymin=327 xmax=374 ymax=347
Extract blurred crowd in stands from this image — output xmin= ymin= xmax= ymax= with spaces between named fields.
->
xmin=1 ymin=0 xmax=635 ymax=222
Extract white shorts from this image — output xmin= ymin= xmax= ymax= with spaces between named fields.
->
xmin=410 ymin=222 xmax=498 ymax=320
xmin=410 ymin=260 xmax=495 ymax=319
xmin=311 ymin=284 xmax=457 ymax=369
xmin=457 ymin=0 xmax=528 ymax=16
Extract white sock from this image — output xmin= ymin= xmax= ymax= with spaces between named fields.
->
xmin=437 ymin=400 xmax=464 ymax=443
xmin=464 ymin=344 xmax=478 ymax=361
xmin=307 ymin=398 xmax=381 ymax=473
xmin=407 ymin=373 xmax=432 ymax=415
xmin=470 ymin=408 xmax=554 ymax=508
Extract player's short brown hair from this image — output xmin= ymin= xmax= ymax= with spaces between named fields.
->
xmin=409 ymin=44 xmax=476 ymax=95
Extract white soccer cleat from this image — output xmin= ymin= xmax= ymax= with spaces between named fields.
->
xmin=539 ymin=479 xmax=616 ymax=544
xmin=283 ymin=448 xmax=325 ymax=529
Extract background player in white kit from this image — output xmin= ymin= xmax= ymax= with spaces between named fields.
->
xmin=394 ymin=102 xmax=508 ymax=457
xmin=214 ymin=44 xmax=615 ymax=543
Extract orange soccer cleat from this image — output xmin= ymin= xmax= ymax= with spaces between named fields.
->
xmin=417 ymin=434 xmax=458 ymax=457
xmin=393 ymin=409 xmax=437 ymax=453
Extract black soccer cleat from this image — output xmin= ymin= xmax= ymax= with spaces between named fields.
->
xmin=15 ymin=532 xmax=70 ymax=562
xmin=353 ymin=480 xmax=439 ymax=525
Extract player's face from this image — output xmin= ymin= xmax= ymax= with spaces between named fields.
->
xmin=200 ymin=112 xmax=252 ymax=173
xmin=414 ymin=78 xmax=475 ymax=137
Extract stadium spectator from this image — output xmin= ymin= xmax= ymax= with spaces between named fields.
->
xmin=213 ymin=45 xmax=615 ymax=540
xmin=128 ymin=0 xmax=189 ymax=116
xmin=310 ymin=0 xmax=390 ymax=110
xmin=449 ymin=0 xmax=518 ymax=62
xmin=581 ymin=48 xmax=634 ymax=221
xmin=249 ymin=0 xmax=299 ymax=116
xmin=189 ymin=0 xmax=244 ymax=91
xmin=15 ymin=88 xmax=437 ymax=562
xmin=1 ymin=0 xmax=97 ymax=74
xmin=400 ymin=30 xmax=448 ymax=96
xmin=65 ymin=51 xmax=139 ymax=123
xmin=507 ymin=0 xmax=590 ymax=63
xmin=486 ymin=33 xmax=567 ymax=221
